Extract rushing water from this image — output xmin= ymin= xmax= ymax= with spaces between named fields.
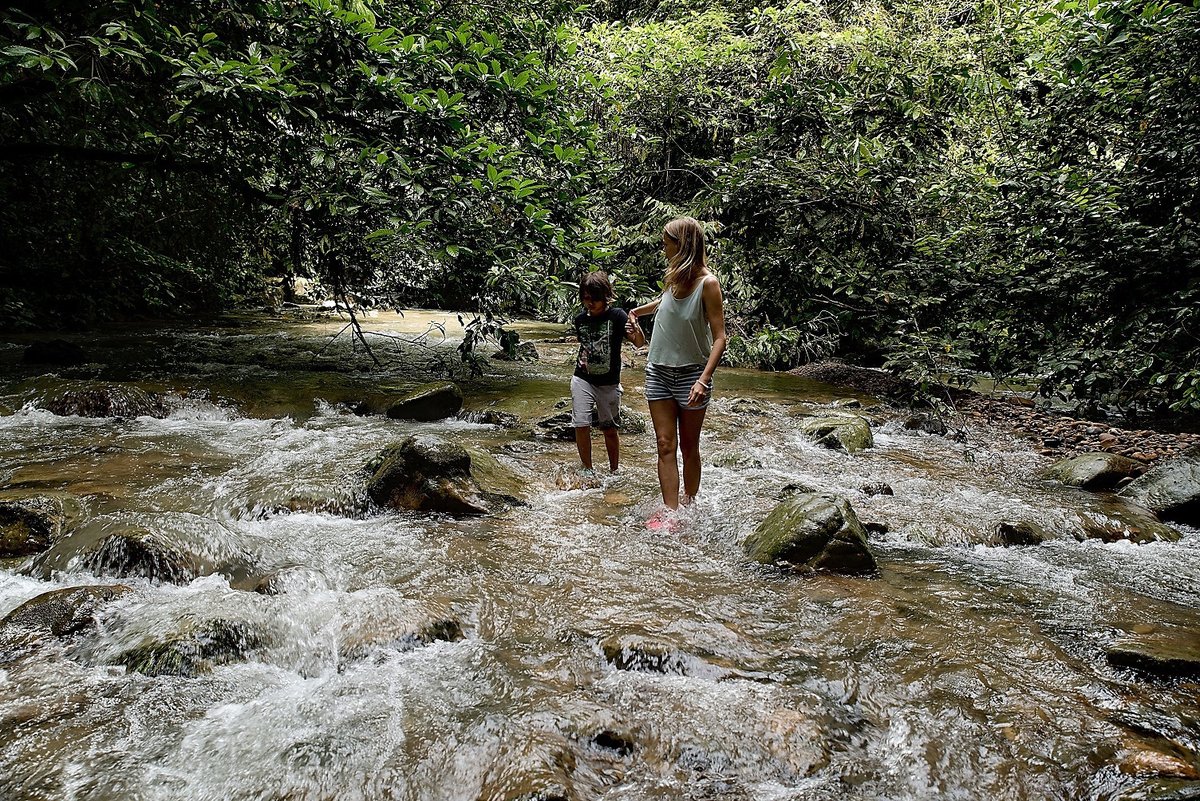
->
xmin=1 ymin=312 xmax=1198 ymax=801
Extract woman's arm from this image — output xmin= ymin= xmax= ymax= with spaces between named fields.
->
xmin=688 ymin=274 xmax=727 ymax=407
xmin=625 ymin=296 xmax=659 ymax=347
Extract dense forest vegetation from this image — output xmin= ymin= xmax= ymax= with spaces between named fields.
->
xmin=1 ymin=0 xmax=1197 ymax=417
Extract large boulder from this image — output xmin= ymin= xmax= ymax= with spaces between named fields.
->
xmin=365 ymin=435 xmax=490 ymax=515
xmin=386 ymin=382 xmax=464 ymax=421
xmin=798 ymin=415 xmax=873 ymax=453
xmin=1119 ymin=447 xmax=1200 ymax=525
xmin=0 ymin=496 xmax=74 ymax=557
xmin=1045 ymin=452 xmax=1147 ymax=491
xmin=744 ymin=493 xmax=877 ymax=575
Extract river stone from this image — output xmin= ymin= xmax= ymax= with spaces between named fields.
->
xmin=0 ymin=584 xmax=132 ymax=637
xmin=0 ymin=497 xmax=71 ymax=557
xmin=1044 ymin=452 xmax=1147 ymax=491
xmin=902 ymin=413 xmax=948 ymax=436
xmin=1080 ymin=505 xmax=1181 ymax=545
xmin=458 ymin=408 xmax=521 ymax=428
xmin=601 ymin=633 xmax=689 ymax=674
xmin=116 ymin=618 xmax=265 ymax=677
xmin=464 ymin=446 xmax=527 ymax=505
xmin=744 ymin=493 xmax=877 ymax=575
xmin=1119 ymin=447 xmax=1200 ymax=525
xmin=42 ymin=384 xmax=168 ymax=418
xmin=798 ymin=415 xmax=873 ymax=453
xmin=365 ymin=435 xmax=488 ymax=515
xmin=385 ymin=381 xmax=464 ymax=421
xmin=1107 ymin=630 xmax=1200 ymax=678
xmin=340 ymin=616 xmax=464 ymax=664
xmin=492 ymin=341 xmax=540 ymax=362
xmin=994 ymin=520 xmax=1053 ymax=547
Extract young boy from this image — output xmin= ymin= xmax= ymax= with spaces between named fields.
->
xmin=570 ymin=271 xmax=641 ymax=473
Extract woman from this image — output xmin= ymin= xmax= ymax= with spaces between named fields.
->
xmin=627 ymin=217 xmax=727 ymax=518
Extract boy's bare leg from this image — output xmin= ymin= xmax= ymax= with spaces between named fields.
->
xmin=678 ymin=407 xmax=707 ymax=504
xmin=648 ymin=400 xmax=681 ymax=509
xmin=574 ymin=426 xmax=593 ymax=470
xmin=602 ymin=427 xmax=620 ymax=472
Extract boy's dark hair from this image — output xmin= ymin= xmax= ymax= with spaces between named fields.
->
xmin=579 ymin=270 xmax=614 ymax=302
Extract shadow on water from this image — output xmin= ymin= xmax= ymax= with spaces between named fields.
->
xmin=0 ymin=314 xmax=1198 ymax=801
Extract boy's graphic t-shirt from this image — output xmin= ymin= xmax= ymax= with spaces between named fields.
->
xmin=572 ymin=307 xmax=628 ymax=386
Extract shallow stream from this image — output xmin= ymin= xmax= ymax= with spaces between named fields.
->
xmin=1 ymin=312 xmax=1197 ymax=801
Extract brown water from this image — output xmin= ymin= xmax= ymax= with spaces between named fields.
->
xmin=0 ymin=312 xmax=1198 ymax=801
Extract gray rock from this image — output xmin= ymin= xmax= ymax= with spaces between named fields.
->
xmin=1044 ymin=452 xmax=1147 ymax=491
xmin=744 ymin=493 xmax=877 ymax=575
xmin=860 ymin=481 xmax=893 ymax=497
xmin=492 ymin=341 xmax=540 ymax=362
xmin=1120 ymin=447 xmax=1200 ymax=525
xmin=532 ymin=399 xmax=644 ymax=440
xmin=457 ymin=408 xmax=521 ymax=428
xmin=386 ymin=382 xmax=464 ymax=421
xmin=365 ymin=435 xmax=489 ymax=515
xmin=22 ymin=339 xmax=87 ymax=365
xmin=798 ymin=415 xmax=873 ymax=453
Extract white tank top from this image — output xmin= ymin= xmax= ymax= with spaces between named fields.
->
xmin=647 ymin=281 xmax=713 ymax=367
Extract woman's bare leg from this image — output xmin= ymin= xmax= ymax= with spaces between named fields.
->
xmin=678 ymin=406 xmax=707 ymax=503
xmin=648 ymin=399 xmax=681 ymax=508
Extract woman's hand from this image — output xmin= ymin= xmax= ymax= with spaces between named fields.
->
xmin=687 ymin=378 xmax=711 ymax=407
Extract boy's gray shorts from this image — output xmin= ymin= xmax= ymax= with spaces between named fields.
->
xmin=571 ymin=375 xmax=622 ymax=429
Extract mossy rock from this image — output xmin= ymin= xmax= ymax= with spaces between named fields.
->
xmin=744 ymin=493 xmax=877 ymax=575
xmin=365 ymin=434 xmax=488 ymax=515
xmin=798 ymin=415 xmax=873 ymax=453
xmin=464 ymin=446 xmax=528 ymax=506
xmin=117 ymin=618 xmax=265 ymax=677
xmin=385 ymin=382 xmax=464 ymax=421
xmin=1044 ymin=452 xmax=1146 ymax=491
xmin=994 ymin=520 xmax=1053 ymax=546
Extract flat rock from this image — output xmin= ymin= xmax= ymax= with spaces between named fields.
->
xmin=386 ymin=381 xmax=464 ymax=421
xmin=1107 ymin=630 xmax=1200 ymax=678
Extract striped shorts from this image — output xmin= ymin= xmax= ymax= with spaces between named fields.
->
xmin=644 ymin=363 xmax=711 ymax=409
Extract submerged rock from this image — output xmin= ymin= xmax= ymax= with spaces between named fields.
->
xmin=458 ymin=408 xmax=521 ymax=428
xmin=744 ymin=493 xmax=877 ymax=575
xmin=1120 ymin=447 xmax=1200 ymax=525
xmin=601 ymin=634 xmax=689 ymax=675
xmin=1044 ymin=452 xmax=1147 ymax=491
xmin=0 ymin=584 xmax=133 ymax=662
xmin=0 ymin=496 xmax=72 ymax=557
xmin=798 ymin=415 xmax=873 ymax=453
xmin=42 ymin=384 xmax=168 ymax=418
xmin=365 ymin=435 xmax=491 ymax=515
xmin=385 ymin=381 xmax=464 ymax=421
xmin=116 ymin=618 xmax=265 ymax=677
xmin=26 ymin=517 xmax=251 ymax=585
xmin=1079 ymin=505 xmax=1181 ymax=545
xmin=1107 ymin=629 xmax=1200 ymax=678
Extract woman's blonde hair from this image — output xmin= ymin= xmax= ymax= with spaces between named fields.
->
xmin=663 ymin=216 xmax=707 ymax=290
